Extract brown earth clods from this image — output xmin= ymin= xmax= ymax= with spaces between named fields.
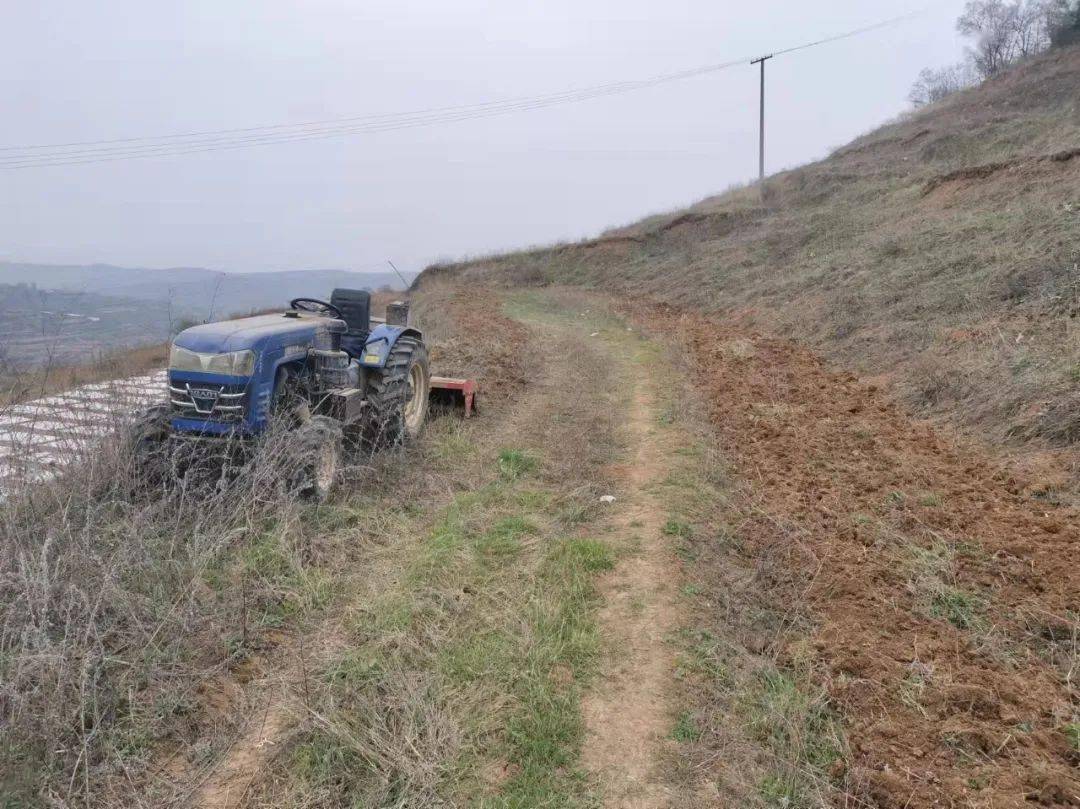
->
xmin=642 ymin=306 xmax=1079 ymax=808
xmin=414 ymin=283 xmax=532 ymax=406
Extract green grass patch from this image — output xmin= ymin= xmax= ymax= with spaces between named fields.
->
xmin=671 ymin=711 xmax=702 ymax=742
xmin=930 ymin=587 xmax=985 ymax=631
xmin=1064 ymin=722 xmax=1080 ymax=751
xmin=746 ymin=668 xmax=846 ymax=808
xmin=290 ymin=731 xmax=364 ymax=794
xmin=563 ymin=537 xmax=616 ymax=573
xmin=475 ymin=515 xmax=536 ymax=561
xmin=495 ymin=536 xmax=613 ymax=805
xmin=662 ymin=519 xmax=693 ymax=538
xmin=441 ymin=630 xmax=515 ymax=684
xmin=498 ymin=448 xmax=539 ymax=479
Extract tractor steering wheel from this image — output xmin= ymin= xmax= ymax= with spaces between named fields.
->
xmin=289 ymin=297 xmax=344 ymax=320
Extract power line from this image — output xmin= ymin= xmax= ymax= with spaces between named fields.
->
xmin=772 ymin=8 xmax=926 ymax=57
xmin=0 ymin=70 xmax=722 ymax=154
xmin=0 ymin=62 xmax=749 ymax=168
xmin=0 ymin=73 xmax=740 ymax=168
xmin=1 ymin=9 xmax=926 ymax=171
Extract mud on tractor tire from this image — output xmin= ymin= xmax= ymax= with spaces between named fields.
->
xmin=292 ymin=415 xmax=344 ymax=502
xmin=363 ymin=336 xmax=430 ymax=452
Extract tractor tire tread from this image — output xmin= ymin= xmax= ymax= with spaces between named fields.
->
xmin=364 ymin=336 xmax=428 ymax=450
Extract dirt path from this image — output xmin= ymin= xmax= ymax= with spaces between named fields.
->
xmin=579 ymin=336 xmax=682 ymax=807
xmin=189 ymin=677 xmax=298 ymax=809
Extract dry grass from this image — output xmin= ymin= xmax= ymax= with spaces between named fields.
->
xmin=416 ymin=44 xmax=1080 ymax=488
xmin=0 ymin=398 xmax=387 ymax=805
xmin=0 ymin=284 xmax=534 ymax=807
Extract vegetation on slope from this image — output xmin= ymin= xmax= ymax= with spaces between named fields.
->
xmin=419 ymin=45 xmax=1080 ymax=482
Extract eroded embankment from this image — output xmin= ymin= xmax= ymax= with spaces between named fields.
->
xmin=637 ymin=304 xmax=1079 ymax=808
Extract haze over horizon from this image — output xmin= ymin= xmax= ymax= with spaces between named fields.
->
xmin=3 ymin=1 xmax=964 ymax=275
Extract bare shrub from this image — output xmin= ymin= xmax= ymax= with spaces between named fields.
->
xmin=909 ymin=64 xmax=977 ymax=106
xmin=958 ymin=0 xmax=1062 ymax=78
xmin=912 ymin=1 xmax=1074 ymax=105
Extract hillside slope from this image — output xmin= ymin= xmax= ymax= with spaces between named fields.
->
xmin=420 ymin=45 xmax=1080 ymax=482
xmin=0 ymin=263 xmax=411 ymax=321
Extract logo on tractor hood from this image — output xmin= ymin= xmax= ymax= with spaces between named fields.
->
xmin=188 ymin=387 xmax=220 ymax=413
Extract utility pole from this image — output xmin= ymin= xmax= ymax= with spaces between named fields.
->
xmin=750 ymin=54 xmax=773 ymax=193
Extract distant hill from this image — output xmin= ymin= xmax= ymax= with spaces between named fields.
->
xmin=419 ymin=45 xmax=1080 ymax=468
xmin=0 ymin=263 xmax=413 ymax=321
xmin=0 ymin=283 xmax=171 ymax=371
xmin=0 ymin=263 xmax=413 ymax=370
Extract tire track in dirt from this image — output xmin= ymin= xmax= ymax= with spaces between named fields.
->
xmin=188 ymin=675 xmax=300 ymax=808
xmin=581 ymin=341 xmax=683 ymax=808
xmin=637 ymin=305 xmax=1079 ymax=808
xmin=186 ymin=635 xmax=341 ymax=809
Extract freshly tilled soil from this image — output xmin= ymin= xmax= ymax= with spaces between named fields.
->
xmin=641 ymin=305 xmax=1079 ymax=808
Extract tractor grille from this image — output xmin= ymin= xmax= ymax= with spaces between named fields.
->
xmin=169 ymin=378 xmax=247 ymax=422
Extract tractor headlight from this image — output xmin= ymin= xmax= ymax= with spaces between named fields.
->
xmin=169 ymin=345 xmax=256 ymax=376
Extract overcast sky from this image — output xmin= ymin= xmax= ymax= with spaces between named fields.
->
xmin=1 ymin=1 xmax=966 ymax=275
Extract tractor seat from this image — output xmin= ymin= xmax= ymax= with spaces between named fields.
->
xmin=330 ymin=288 xmax=371 ymax=357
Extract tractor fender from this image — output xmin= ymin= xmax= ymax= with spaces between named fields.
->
xmin=249 ymin=354 xmax=307 ymax=427
xmin=359 ymin=324 xmax=423 ymax=368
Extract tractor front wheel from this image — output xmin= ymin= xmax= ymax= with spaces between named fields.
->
xmin=125 ymin=404 xmax=171 ymax=489
xmin=292 ymin=415 xmax=343 ymax=501
xmin=364 ymin=337 xmax=430 ymax=451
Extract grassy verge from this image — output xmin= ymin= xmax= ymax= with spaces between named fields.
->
xmin=282 ymin=470 xmax=614 ymax=806
xmin=259 ymin=290 xmax=635 ymax=807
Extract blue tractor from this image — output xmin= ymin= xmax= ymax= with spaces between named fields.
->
xmin=130 ymin=289 xmax=475 ymax=499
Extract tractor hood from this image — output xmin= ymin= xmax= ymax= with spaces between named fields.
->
xmin=174 ymin=313 xmax=341 ymax=354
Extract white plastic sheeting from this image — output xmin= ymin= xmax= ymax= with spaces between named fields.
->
xmin=0 ymin=371 xmax=167 ymax=494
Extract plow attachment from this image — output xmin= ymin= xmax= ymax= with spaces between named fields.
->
xmin=429 ymin=376 xmax=478 ymax=417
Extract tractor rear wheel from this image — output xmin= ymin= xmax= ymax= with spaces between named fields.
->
xmin=292 ymin=415 xmax=343 ymax=501
xmin=364 ymin=336 xmax=430 ymax=451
